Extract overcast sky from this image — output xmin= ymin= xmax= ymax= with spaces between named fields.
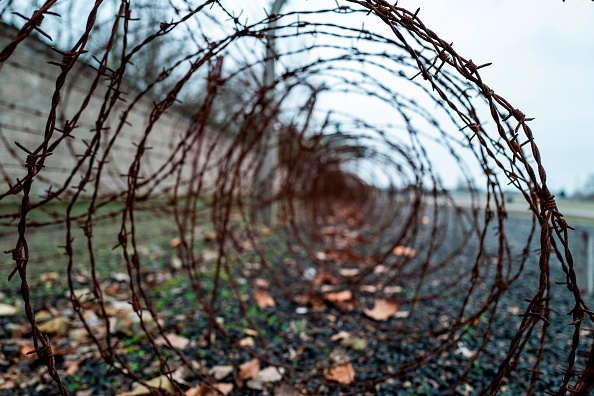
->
xmin=237 ymin=0 xmax=594 ymax=194
xmin=389 ymin=0 xmax=594 ymax=195
xmin=5 ymin=0 xmax=593 ymax=194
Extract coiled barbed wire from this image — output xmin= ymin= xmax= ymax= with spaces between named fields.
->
xmin=0 ymin=1 xmax=592 ymax=395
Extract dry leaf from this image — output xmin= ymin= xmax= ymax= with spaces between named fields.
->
xmin=325 ymin=290 xmax=352 ymax=303
xmin=0 ymin=303 xmax=18 ymax=317
xmin=243 ymin=328 xmax=258 ymax=336
xmin=238 ymin=358 xmax=260 ymax=382
xmin=170 ymin=237 xmax=182 ymax=247
xmin=274 ymin=384 xmax=302 ymax=396
xmin=239 ymin=337 xmax=254 ymax=347
xmin=392 ymin=246 xmax=416 ymax=257
xmin=255 ymin=366 xmax=284 ymax=383
xmin=38 ymin=317 xmax=69 ymax=334
xmin=363 ymin=299 xmax=399 ymax=321
xmin=325 ymin=290 xmax=355 ymax=312
xmin=40 ymin=272 xmax=58 ymax=283
xmin=65 ymin=361 xmax=79 ymax=375
xmin=325 ymin=362 xmax=355 ymax=385
xmin=331 ymin=330 xmax=351 ymax=342
xmin=338 ymin=268 xmax=359 ymax=277
xmin=119 ymin=375 xmax=175 ymax=396
xmin=186 ymin=383 xmax=233 ymax=396
xmin=209 ymin=365 xmax=234 ymax=381
xmin=254 ymin=290 xmax=275 ymax=308
xmin=19 ymin=344 xmax=37 ymax=359
xmin=0 ymin=381 xmax=15 ymax=390
xmin=254 ymin=278 xmax=269 ymax=290
xmin=341 ymin=336 xmax=368 ymax=351
xmin=155 ymin=333 xmax=190 ymax=349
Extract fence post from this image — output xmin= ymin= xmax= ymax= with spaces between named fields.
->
xmin=586 ymin=230 xmax=594 ymax=296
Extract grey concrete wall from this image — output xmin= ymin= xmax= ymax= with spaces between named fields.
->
xmin=0 ymin=23 xmax=254 ymax=200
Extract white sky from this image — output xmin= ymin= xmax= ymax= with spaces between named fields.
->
xmin=236 ymin=0 xmax=594 ymax=194
xmin=6 ymin=0 xmax=593 ymax=194
xmin=389 ymin=0 xmax=594 ymax=195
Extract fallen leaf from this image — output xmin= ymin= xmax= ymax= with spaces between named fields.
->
xmin=359 ymin=285 xmax=377 ymax=293
xmin=155 ymin=333 xmax=190 ymax=349
xmin=186 ymin=383 xmax=233 ymax=396
xmin=243 ymin=328 xmax=258 ymax=336
xmin=254 ymin=278 xmax=269 ymax=290
xmin=170 ymin=237 xmax=182 ymax=247
xmin=119 ymin=375 xmax=175 ymax=396
xmin=38 ymin=317 xmax=69 ymax=334
xmin=40 ymin=272 xmax=58 ymax=283
xmin=383 ymin=285 xmax=403 ymax=294
xmin=325 ymin=362 xmax=355 ymax=385
xmin=254 ymin=290 xmax=275 ymax=308
xmin=19 ymin=344 xmax=37 ymax=359
xmin=340 ymin=336 xmax=368 ymax=351
xmin=255 ymin=366 xmax=284 ymax=382
xmin=171 ymin=256 xmax=183 ymax=270
xmin=0 ymin=304 xmax=18 ymax=317
xmin=239 ymin=337 xmax=254 ymax=347
xmin=209 ymin=365 xmax=234 ymax=381
xmin=325 ymin=290 xmax=352 ymax=303
xmin=325 ymin=290 xmax=355 ymax=312
xmin=0 ymin=381 xmax=15 ymax=390
xmin=331 ymin=330 xmax=351 ymax=342
xmin=338 ymin=268 xmax=359 ymax=277
xmin=313 ymin=272 xmax=337 ymax=286
xmin=363 ymin=299 xmax=399 ymax=321
xmin=314 ymin=251 xmax=328 ymax=260
xmin=246 ymin=367 xmax=285 ymax=391
xmin=65 ymin=361 xmax=79 ymax=375
xmin=454 ymin=343 xmax=475 ymax=359
xmin=274 ymin=384 xmax=302 ymax=396
xmin=392 ymin=246 xmax=416 ymax=257
xmin=238 ymin=359 xmax=259 ymax=382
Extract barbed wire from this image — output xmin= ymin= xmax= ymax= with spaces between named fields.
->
xmin=0 ymin=1 xmax=592 ymax=395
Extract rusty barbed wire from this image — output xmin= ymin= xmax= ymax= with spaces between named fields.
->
xmin=0 ymin=1 xmax=592 ymax=395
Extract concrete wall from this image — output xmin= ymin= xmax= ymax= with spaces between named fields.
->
xmin=0 ymin=23 xmax=253 ymax=200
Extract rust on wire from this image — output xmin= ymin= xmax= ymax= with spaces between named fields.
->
xmin=0 ymin=0 xmax=592 ymax=395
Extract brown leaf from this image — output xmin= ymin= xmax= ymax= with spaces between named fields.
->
xmin=254 ymin=278 xmax=269 ymax=290
xmin=325 ymin=290 xmax=355 ymax=312
xmin=65 ymin=361 xmax=79 ymax=375
xmin=154 ymin=333 xmax=190 ymax=349
xmin=331 ymin=330 xmax=351 ymax=342
xmin=239 ymin=337 xmax=254 ymax=347
xmin=313 ymin=272 xmax=337 ymax=287
xmin=170 ymin=237 xmax=182 ymax=247
xmin=19 ymin=345 xmax=36 ymax=359
xmin=192 ymin=383 xmax=232 ymax=396
xmin=338 ymin=268 xmax=359 ymax=277
xmin=392 ymin=245 xmax=416 ymax=257
xmin=363 ymin=299 xmax=399 ymax=321
xmin=238 ymin=359 xmax=260 ymax=382
xmin=253 ymin=290 xmax=275 ymax=308
xmin=209 ymin=365 xmax=234 ymax=381
xmin=40 ymin=272 xmax=58 ymax=283
xmin=0 ymin=381 xmax=15 ymax=390
xmin=274 ymin=384 xmax=303 ymax=396
xmin=243 ymin=328 xmax=258 ymax=336
xmin=118 ymin=375 xmax=175 ymax=396
xmin=325 ymin=290 xmax=352 ymax=303
xmin=325 ymin=362 xmax=355 ymax=385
